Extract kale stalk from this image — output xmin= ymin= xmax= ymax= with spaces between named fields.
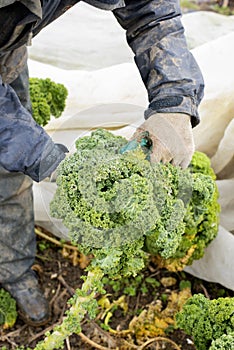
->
xmin=34 ymin=268 xmax=104 ymax=350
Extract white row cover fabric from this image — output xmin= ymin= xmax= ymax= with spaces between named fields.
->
xmin=30 ymin=12 xmax=234 ymax=290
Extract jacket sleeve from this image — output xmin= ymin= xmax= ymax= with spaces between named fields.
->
xmin=0 ymin=77 xmax=66 ymax=182
xmin=113 ymin=0 xmax=204 ymax=127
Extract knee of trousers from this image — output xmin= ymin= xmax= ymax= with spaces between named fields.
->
xmin=0 ymin=166 xmax=36 ymax=283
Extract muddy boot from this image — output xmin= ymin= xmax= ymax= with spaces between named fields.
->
xmin=2 ymin=270 xmax=50 ymax=326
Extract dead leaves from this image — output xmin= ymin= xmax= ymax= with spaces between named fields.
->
xmin=129 ymin=288 xmax=192 ymax=341
xmin=97 ymin=286 xmax=192 ymax=349
xmin=152 ymin=246 xmax=196 ymax=272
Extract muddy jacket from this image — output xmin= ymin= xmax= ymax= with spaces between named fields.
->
xmin=0 ymin=0 xmax=204 ymax=182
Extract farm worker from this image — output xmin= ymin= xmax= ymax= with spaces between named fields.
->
xmin=0 ymin=0 xmax=204 ymax=326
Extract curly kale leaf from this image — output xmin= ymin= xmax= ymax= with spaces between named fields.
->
xmin=209 ymin=333 xmax=234 ymax=350
xmin=148 ymin=151 xmax=220 ymax=271
xmin=188 ymin=150 xmax=216 ymax=179
xmin=29 ymin=77 xmax=68 ymax=126
xmin=0 ymin=288 xmax=17 ymax=329
xmin=176 ymin=294 xmax=234 ymax=350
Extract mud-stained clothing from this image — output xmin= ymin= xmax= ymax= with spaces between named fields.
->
xmin=0 ymin=64 xmax=35 ymax=283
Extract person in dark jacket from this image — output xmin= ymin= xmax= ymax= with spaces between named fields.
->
xmin=0 ymin=0 xmax=204 ymax=326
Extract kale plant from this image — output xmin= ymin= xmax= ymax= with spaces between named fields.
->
xmin=35 ymin=129 xmax=219 ymax=349
xmin=0 ymin=288 xmax=17 ymax=329
xmin=29 ymin=77 xmax=68 ymax=126
xmin=176 ymin=294 xmax=234 ymax=350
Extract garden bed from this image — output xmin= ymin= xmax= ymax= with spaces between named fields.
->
xmin=1 ymin=228 xmax=233 ymax=350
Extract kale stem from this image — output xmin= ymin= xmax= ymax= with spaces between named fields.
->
xmin=34 ymin=267 xmax=104 ymax=350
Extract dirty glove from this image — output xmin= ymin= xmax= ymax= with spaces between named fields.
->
xmin=132 ymin=113 xmax=194 ymax=168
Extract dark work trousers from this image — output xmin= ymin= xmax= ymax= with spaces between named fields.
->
xmin=0 ymin=63 xmax=36 ymax=284
xmin=0 ymin=0 xmax=78 ymax=284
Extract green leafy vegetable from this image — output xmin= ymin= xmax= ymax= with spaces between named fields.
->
xmin=209 ymin=333 xmax=234 ymax=350
xmin=176 ymin=294 xmax=234 ymax=350
xmin=0 ymin=288 xmax=17 ymax=329
xmin=51 ymin=129 xmax=220 ymax=275
xmin=29 ymin=77 xmax=68 ymax=126
xmin=151 ymin=150 xmax=220 ymax=271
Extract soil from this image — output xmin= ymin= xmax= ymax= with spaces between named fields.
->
xmin=0 ymin=228 xmax=233 ymax=350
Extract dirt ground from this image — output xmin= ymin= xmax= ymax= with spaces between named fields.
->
xmin=0 ymin=228 xmax=233 ymax=350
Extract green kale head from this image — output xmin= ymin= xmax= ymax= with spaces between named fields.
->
xmin=50 ymin=129 xmax=220 ymax=278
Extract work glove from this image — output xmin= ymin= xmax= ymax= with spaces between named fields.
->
xmin=132 ymin=113 xmax=194 ymax=168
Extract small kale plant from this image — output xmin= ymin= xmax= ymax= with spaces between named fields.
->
xmin=29 ymin=77 xmax=68 ymax=126
xmin=176 ymin=294 xmax=234 ymax=350
xmin=0 ymin=288 xmax=17 ymax=329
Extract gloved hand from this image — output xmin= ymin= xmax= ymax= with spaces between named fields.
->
xmin=132 ymin=113 xmax=194 ymax=168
